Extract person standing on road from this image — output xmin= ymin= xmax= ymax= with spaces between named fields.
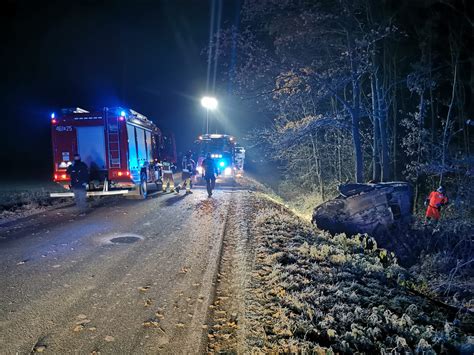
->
xmin=425 ymin=186 xmax=449 ymax=222
xmin=66 ymin=154 xmax=89 ymax=211
xmin=161 ymin=159 xmax=178 ymax=193
xmin=201 ymin=153 xmax=217 ymax=198
xmin=179 ymin=151 xmax=195 ymax=195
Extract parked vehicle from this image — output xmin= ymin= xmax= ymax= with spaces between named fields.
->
xmin=193 ymin=134 xmax=238 ymax=180
xmin=50 ymin=107 xmax=173 ymax=199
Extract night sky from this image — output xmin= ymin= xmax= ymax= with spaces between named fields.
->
xmin=0 ymin=0 xmax=246 ymax=180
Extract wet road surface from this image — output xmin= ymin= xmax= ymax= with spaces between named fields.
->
xmin=0 ymin=182 xmax=245 ymax=354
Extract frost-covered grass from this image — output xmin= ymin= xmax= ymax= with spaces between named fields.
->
xmin=0 ymin=181 xmax=67 ymax=220
xmin=244 ymin=194 xmax=473 ymax=353
xmin=407 ymin=218 xmax=474 ymax=310
xmin=260 ymin=175 xmax=473 ymax=316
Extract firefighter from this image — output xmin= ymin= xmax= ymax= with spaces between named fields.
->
xmin=161 ymin=159 xmax=178 ymax=193
xmin=179 ymin=151 xmax=195 ymax=194
xmin=66 ymin=154 xmax=89 ymax=211
xmin=201 ymin=153 xmax=217 ymax=197
xmin=425 ymin=186 xmax=449 ymax=221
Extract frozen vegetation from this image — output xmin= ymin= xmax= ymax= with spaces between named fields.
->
xmin=236 ymin=192 xmax=473 ymax=353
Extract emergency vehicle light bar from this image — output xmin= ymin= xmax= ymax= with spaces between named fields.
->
xmin=61 ymin=107 xmax=90 ymax=114
xmin=129 ymin=109 xmax=148 ymax=121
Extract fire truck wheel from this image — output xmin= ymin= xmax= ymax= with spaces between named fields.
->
xmin=127 ymin=173 xmax=148 ymax=199
xmin=139 ymin=173 xmax=148 ymax=199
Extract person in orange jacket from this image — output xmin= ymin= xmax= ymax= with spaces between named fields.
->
xmin=425 ymin=186 xmax=449 ymax=221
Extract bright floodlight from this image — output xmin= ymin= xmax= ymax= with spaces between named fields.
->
xmin=201 ymin=96 xmax=218 ymax=110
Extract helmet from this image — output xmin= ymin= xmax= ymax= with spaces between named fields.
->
xmin=437 ymin=186 xmax=446 ymax=194
xmin=185 ymin=150 xmax=192 ymax=158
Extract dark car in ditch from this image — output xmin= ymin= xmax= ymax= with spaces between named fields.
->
xmin=312 ymin=182 xmax=413 ymax=237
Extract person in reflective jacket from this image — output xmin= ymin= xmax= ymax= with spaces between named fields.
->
xmin=425 ymin=186 xmax=449 ymax=221
xmin=66 ymin=154 xmax=89 ymax=211
xmin=161 ymin=159 xmax=178 ymax=193
xmin=179 ymin=151 xmax=195 ymax=194
xmin=201 ymin=153 xmax=217 ymax=197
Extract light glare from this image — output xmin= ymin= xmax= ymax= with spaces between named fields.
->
xmin=201 ymin=96 xmax=218 ymax=110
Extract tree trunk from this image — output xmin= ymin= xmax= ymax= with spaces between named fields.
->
xmin=414 ymin=91 xmax=425 ymax=213
xmin=376 ymin=74 xmax=390 ymax=181
xmin=347 ymin=30 xmax=364 ymax=183
xmin=371 ymin=74 xmax=381 ymax=182
xmin=440 ymin=57 xmax=458 ymax=185
xmin=310 ymin=133 xmax=325 ymax=200
xmin=392 ymin=58 xmax=398 ymax=180
xmin=352 ymin=102 xmax=364 ymax=183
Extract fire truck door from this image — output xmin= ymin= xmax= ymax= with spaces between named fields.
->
xmin=76 ymin=126 xmax=106 ymax=173
xmin=127 ymin=124 xmax=139 ymax=176
xmin=136 ymin=127 xmax=147 ymax=166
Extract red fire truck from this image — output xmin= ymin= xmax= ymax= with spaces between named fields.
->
xmin=50 ymin=107 xmax=172 ymax=199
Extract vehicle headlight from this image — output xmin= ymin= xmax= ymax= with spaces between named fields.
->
xmin=196 ymin=166 xmax=203 ymax=174
xmin=224 ymin=167 xmax=232 ymax=176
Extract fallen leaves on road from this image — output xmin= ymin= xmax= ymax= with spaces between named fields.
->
xmin=104 ymin=335 xmax=115 ymax=342
xmin=33 ymin=344 xmax=47 ymax=353
xmin=75 ymin=319 xmax=91 ymax=325
xmin=138 ymin=285 xmax=151 ymax=293
xmin=32 ymin=337 xmax=48 ymax=353
xmin=143 ymin=318 xmax=160 ymax=328
xmin=155 ymin=311 xmax=165 ymax=319
xmin=144 ymin=298 xmax=153 ymax=307
xmin=73 ymin=325 xmax=84 ymax=332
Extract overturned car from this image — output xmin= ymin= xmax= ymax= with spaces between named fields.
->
xmin=312 ymin=182 xmax=413 ymax=236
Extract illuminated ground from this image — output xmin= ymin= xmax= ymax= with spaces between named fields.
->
xmin=0 ymin=182 xmax=240 ymax=353
xmin=0 ymin=178 xmax=471 ymax=353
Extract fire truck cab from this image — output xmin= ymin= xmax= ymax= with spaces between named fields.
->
xmin=193 ymin=134 xmax=238 ymax=180
xmin=50 ymin=107 xmax=168 ymax=199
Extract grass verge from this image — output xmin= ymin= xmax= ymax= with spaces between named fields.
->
xmin=238 ymin=191 xmax=473 ymax=353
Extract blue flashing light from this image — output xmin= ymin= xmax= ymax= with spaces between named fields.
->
xmin=219 ymin=161 xmax=225 ymax=168
xmin=51 ymin=112 xmax=55 ymax=119
xmin=120 ymin=110 xmax=126 ymax=117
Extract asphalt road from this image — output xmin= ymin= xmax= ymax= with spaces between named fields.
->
xmin=0 ymin=181 xmax=243 ymax=354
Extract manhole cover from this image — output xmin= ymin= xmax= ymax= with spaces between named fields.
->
xmin=95 ymin=233 xmax=144 ymax=246
xmin=110 ymin=236 xmax=141 ymax=244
